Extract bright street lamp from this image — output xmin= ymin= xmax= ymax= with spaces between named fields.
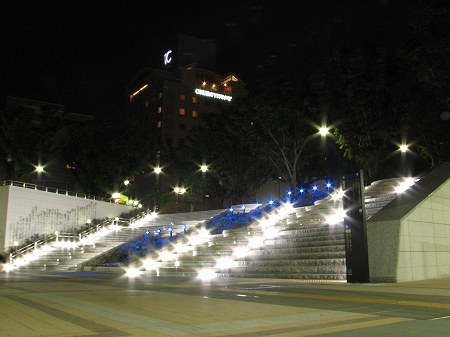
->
xmin=319 ymin=127 xmax=329 ymax=137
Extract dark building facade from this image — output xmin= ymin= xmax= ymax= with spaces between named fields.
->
xmin=123 ymin=35 xmax=248 ymax=212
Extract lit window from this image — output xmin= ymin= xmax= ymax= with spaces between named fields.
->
xmin=157 ymin=150 xmax=161 ymax=157
xmin=179 ymin=108 xmax=185 ymax=115
xmin=157 ymin=106 xmax=162 ymax=114
xmin=157 ymin=121 xmax=162 ymax=128
xmin=192 ymin=110 xmax=198 ymax=118
xmin=158 ymin=92 xmax=163 ymax=99
xmin=192 ymin=96 xmax=198 ymax=103
xmin=180 ymin=94 xmax=185 ymax=101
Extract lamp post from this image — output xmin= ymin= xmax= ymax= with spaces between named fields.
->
xmin=200 ymin=164 xmax=207 ymax=210
xmin=35 ymin=165 xmax=44 ymax=186
xmin=400 ymin=144 xmax=408 ymax=177
xmin=319 ymin=126 xmax=330 ymax=180
xmin=154 ymin=167 xmax=161 ymax=212
xmin=174 ymin=187 xmax=186 ymax=213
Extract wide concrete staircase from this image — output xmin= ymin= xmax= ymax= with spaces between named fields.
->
xmin=138 ymin=177 xmax=412 ymax=280
xmin=10 ymin=177 xmax=414 ymax=280
xmin=11 ymin=210 xmax=224 ymax=271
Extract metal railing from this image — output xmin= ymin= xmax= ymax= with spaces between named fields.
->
xmin=7 ymin=211 xmax=154 ymax=265
xmin=8 ymin=218 xmax=114 ymax=264
xmin=0 ymin=180 xmax=115 ymax=202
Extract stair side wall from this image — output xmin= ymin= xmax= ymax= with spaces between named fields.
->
xmin=0 ymin=185 xmax=131 ymax=252
xmin=368 ymin=178 xmax=450 ymax=282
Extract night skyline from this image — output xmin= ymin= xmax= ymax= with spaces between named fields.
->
xmin=2 ymin=1 xmax=409 ymax=117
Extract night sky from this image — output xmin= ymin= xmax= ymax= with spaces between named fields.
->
xmin=2 ymin=1 xmax=408 ymax=117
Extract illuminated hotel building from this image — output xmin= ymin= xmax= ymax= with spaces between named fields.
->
xmin=123 ymin=35 xmax=247 ymax=212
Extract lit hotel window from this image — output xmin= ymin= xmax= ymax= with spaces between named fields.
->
xmin=157 ymin=121 xmax=162 ymax=128
xmin=179 ymin=108 xmax=185 ymax=115
xmin=158 ymin=92 xmax=163 ymax=99
xmin=180 ymin=94 xmax=185 ymax=101
xmin=157 ymin=150 xmax=161 ymax=157
xmin=192 ymin=96 xmax=198 ymax=103
xmin=157 ymin=106 xmax=162 ymax=114
xmin=192 ymin=110 xmax=198 ymax=118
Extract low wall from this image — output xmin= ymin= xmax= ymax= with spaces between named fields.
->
xmin=367 ymin=162 xmax=450 ymax=282
xmin=0 ymin=185 xmax=131 ymax=252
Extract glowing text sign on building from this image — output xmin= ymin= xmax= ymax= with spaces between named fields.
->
xmin=195 ymin=89 xmax=232 ymax=102
xmin=164 ymin=50 xmax=173 ymax=65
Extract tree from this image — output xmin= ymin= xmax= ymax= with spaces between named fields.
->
xmin=0 ymin=105 xmax=66 ymax=181
xmin=239 ymin=80 xmax=322 ymax=193
xmin=62 ymin=119 xmax=152 ymax=196
xmin=168 ymin=105 xmax=275 ymax=208
xmin=308 ymin=47 xmax=406 ymax=183
xmin=398 ymin=0 xmax=450 ymax=168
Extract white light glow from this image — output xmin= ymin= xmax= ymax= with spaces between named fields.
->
xmin=234 ymin=246 xmax=249 ymax=258
xmin=332 ymin=189 xmax=345 ymax=201
xmin=263 ymin=227 xmax=279 ymax=239
xmin=198 ymin=268 xmax=217 ymax=280
xmin=326 ymin=209 xmax=346 ymax=225
xmin=159 ymin=251 xmax=176 ymax=261
xmin=216 ymin=257 xmax=235 ymax=269
xmin=248 ymin=236 xmax=265 ymax=248
xmin=53 ymin=241 xmax=79 ymax=248
xmin=143 ymin=259 xmax=160 ymax=270
xmin=319 ymin=127 xmax=329 ymax=136
xmin=2 ymin=264 xmax=16 ymax=272
xmin=395 ymin=178 xmax=416 ymax=193
xmin=125 ymin=268 xmax=141 ymax=278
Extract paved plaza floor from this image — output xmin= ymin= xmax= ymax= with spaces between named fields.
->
xmin=1 ymin=270 xmax=449 ymax=336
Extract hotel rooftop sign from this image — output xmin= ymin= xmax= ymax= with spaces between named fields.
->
xmin=194 ymin=88 xmax=232 ymax=102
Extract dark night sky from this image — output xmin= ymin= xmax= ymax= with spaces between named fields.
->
xmin=1 ymin=1 xmax=409 ymax=117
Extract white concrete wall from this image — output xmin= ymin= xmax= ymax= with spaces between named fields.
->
xmin=0 ymin=187 xmax=9 ymax=254
xmin=368 ymin=177 xmax=450 ymax=282
xmin=396 ymin=180 xmax=450 ymax=281
xmin=0 ymin=185 xmax=131 ymax=252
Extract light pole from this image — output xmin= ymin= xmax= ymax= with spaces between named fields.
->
xmin=35 ymin=165 xmax=44 ymax=186
xmin=154 ymin=167 xmax=161 ymax=212
xmin=400 ymin=144 xmax=408 ymax=177
xmin=319 ymin=126 xmax=330 ymax=180
xmin=200 ymin=164 xmax=207 ymax=210
xmin=174 ymin=187 xmax=186 ymax=213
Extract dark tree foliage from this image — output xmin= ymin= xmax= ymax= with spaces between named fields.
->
xmin=237 ymin=80 xmax=324 ymax=192
xmin=398 ymin=0 xmax=450 ymax=168
xmin=0 ymin=106 xmax=66 ymax=181
xmin=170 ymin=104 xmax=275 ymax=208
xmin=308 ymin=47 xmax=406 ymax=183
xmin=62 ymin=120 xmax=152 ymax=196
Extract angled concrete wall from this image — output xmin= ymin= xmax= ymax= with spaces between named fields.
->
xmin=0 ymin=185 xmax=132 ymax=252
xmin=367 ymin=162 xmax=450 ymax=282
